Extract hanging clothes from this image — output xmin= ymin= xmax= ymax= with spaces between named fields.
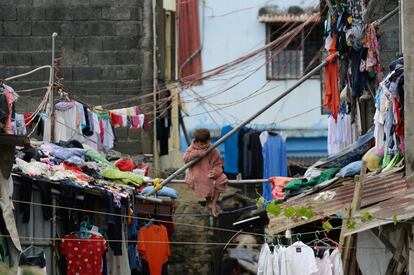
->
xmin=137 ymin=224 xmax=170 ymax=275
xmin=249 ymin=130 xmax=264 ymax=179
xmin=260 ymin=132 xmax=287 ymax=202
xmin=364 ymin=24 xmax=381 ymax=75
xmin=83 ymin=111 xmax=101 ymax=151
xmin=60 ymin=233 xmax=107 ymax=275
xmin=0 ymin=84 xmax=16 ymax=134
xmin=257 ymin=243 xmax=278 ymax=275
xmin=17 ymin=250 xmax=47 ymax=275
xmin=330 ymin=248 xmax=344 ymax=275
xmin=44 ymin=100 xmax=84 ymax=143
xmin=351 ymin=47 xmax=369 ymax=98
xmin=283 ymin=241 xmax=318 ymax=275
xmin=109 ymin=106 xmax=145 ymax=130
xmin=315 ymin=250 xmax=333 ymax=275
xmin=106 ymin=221 xmax=131 ymax=275
xmin=268 ymin=176 xmax=293 ymax=200
xmin=0 ymin=175 xmax=21 ymax=251
xmin=221 ymin=125 xmax=239 ymax=175
xmin=237 ymin=128 xmax=251 ymax=178
xmin=324 ymin=35 xmax=340 ymax=121
xmin=327 ymin=113 xmax=352 ymax=155
xmin=98 ymin=113 xmax=115 ymax=153
xmin=13 ymin=113 xmax=27 ymax=136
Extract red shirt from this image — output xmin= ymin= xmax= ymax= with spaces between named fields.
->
xmin=61 ymin=233 xmax=107 ymax=275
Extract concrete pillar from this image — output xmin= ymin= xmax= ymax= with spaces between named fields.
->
xmin=140 ymin=0 xmax=156 ymax=156
xmin=403 ymin=0 xmax=414 ymax=177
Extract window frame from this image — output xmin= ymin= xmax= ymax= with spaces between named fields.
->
xmin=265 ymin=22 xmax=322 ymax=81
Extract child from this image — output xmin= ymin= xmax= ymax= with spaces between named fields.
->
xmin=183 ymin=128 xmax=228 ymax=217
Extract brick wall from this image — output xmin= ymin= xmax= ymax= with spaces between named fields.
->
xmin=168 ymin=183 xmax=215 ymax=275
xmin=0 ymin=0 xmax=153 ymax=154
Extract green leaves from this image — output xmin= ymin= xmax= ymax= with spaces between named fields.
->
xmin=392 ymin=215 xmax=398 ymax=226
xmin=347 ymin=219 xmax=357 ymax=230
xmin=266 ymin=201 xmax=282 ymax=217
xmin=296 ymin=206 xmax=315 ymax=220
xmin=284 ymin=207 xmax=296 ymax=218
xmin=322 ymin=220 xmax=333 ymax=232
xmin=264 ymin=203 xmax=315 ymax=220
xmin=256 ymin=196 xmax=265 ymax=208
xmin=360 ymin=211 xmax=373 ymax=223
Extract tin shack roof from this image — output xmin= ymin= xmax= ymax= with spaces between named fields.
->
xmin=267 ymin=170 xmax=407 ymax=235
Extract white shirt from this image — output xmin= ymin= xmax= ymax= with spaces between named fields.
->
xmin=284 ymin=241 xmax=318 ymax=275
xmin=329 ymin=248 xmax=344 ymax=275
xmin=316 ymin=250 xmax=333 ymax=275
xmin=257 ymin=244 xmax=279 ymax=275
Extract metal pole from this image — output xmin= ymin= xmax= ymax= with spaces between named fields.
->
xmin=144 ymin=178 xmax=269 ymax=184
xmin=146 ymin=59 xmax=329 ymax=196
xmin=373 ymin=6 xmax=399 ymax=26
xmin=49 ymin=32 xmax=58 ymax=141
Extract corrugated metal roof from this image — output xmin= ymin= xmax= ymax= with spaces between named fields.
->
xmin=267 ymin=171 xmax=407 ymax=235
xmin=258 ymin=13 xmax=320 ymax=23
xmin=343 ymin=190 xmax=414 ymax=236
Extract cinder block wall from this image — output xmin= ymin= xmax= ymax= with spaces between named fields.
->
xmin=0 ymin=0 xmax=153 ymax=154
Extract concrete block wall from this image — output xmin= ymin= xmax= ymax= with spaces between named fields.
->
xmin=0 ymin=0 xmax=154 ymax=154
xmin=365 ymin=0 xmax=400 ymax=69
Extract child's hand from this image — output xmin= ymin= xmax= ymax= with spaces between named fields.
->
xmin=208 ymin=170 xmax=217 ymax=178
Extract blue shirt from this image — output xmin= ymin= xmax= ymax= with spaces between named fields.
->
xmin=221 ymin=125 xmax=239 ymax=174
xmin=262 ymin=134 xmax=287 ymax=201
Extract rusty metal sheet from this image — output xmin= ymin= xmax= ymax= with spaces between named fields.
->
xmin=267 ymin=172 xmax=407 ymax=235
xmin=343 ymin=191 xmax=414 ymax=236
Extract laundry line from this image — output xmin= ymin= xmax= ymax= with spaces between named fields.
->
xmin=0 ymin=232 xmax=389 ymax=250
xmin=10 ymin=199 xmax=266 ymax=237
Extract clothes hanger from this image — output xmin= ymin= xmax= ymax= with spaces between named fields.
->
xmin=320 ymin=231 xmax=340 ymax=248
xmin=145 ymin=205 xmax=158 ymax=227
xmin=306 ymin=231 xmax=331 ymax=248
xmin=76 ymin=221 xmax=92 ymax=239
xmin=21 ymin=239 xmax=44 ymax=256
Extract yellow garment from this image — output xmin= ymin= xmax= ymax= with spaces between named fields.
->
xmin=362 ymin=147 xmax=384 ymax=172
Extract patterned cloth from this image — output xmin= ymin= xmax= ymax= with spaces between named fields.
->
xmin=61 ymin=233 xmax=107 ymax=275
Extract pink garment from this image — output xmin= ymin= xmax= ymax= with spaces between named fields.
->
xmin=3 ymin=87 xmax=15 ymax=134
xmin=184 ymin=142 xmax=228 ymax=197
xmin=131 ymin=115 xmax=140 ymax=129
xmin=269 ymin=176 xmax=293 ymax=199
xmin=99 ymin=119 xmax=105 ymax=143
xmin=364 ymin=24 xmax=381 ymax=74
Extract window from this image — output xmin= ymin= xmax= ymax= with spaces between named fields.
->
xmin=266 ymin=22 xmax=323 ymax=80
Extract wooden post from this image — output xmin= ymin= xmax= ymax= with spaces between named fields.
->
xmin=341 ymin=161 xmax=367 ymax=272
xmin=409 ymin=225 xmax=414 ymax=275
xmin=152 ymin=0 xmax=160 ymax=176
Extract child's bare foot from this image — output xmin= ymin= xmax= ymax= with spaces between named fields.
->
xmin=211 ymin=204 xmax=220 ymax=218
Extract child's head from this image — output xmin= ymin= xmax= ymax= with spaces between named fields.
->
xmin=192 ymin=128 xmax=211 ymax=145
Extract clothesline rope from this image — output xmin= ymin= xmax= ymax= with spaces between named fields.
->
xmin=0 ymin=232 xmax=398 ymax=250
xmin=11 ymin=199 xmax=265 ymax=237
